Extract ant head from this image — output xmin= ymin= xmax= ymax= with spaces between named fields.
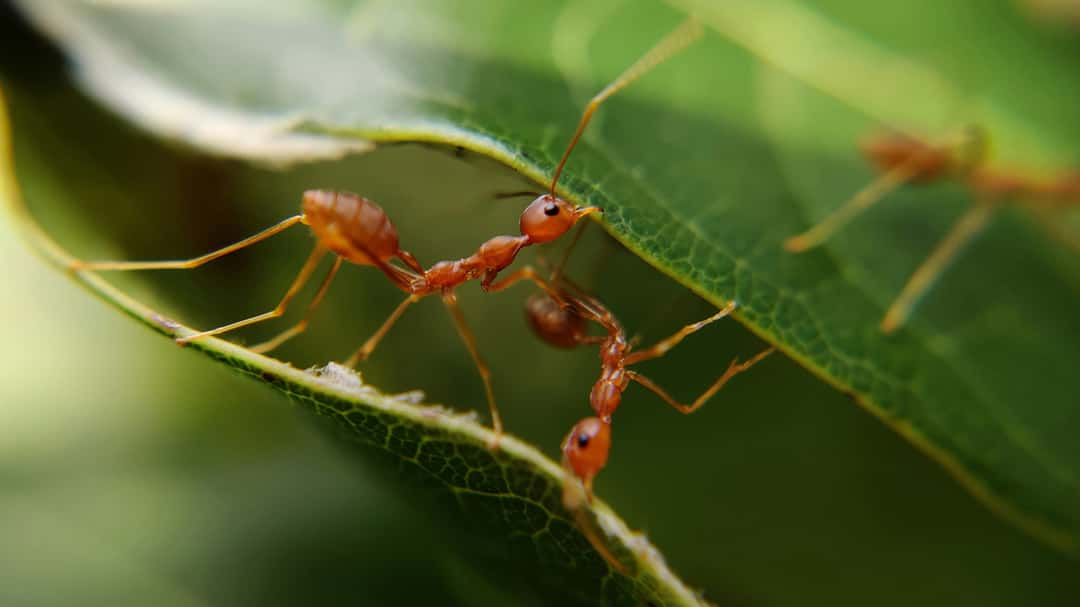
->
xmin=520 ymin=194 xmax=600 ymax=244
xmin=561 ymin=417 xmax=611 ymax=485
xmin=525 ymin=293 xmax=585 ymax=349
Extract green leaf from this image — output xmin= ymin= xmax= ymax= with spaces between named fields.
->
xmin=10 ymin=0 xmax=1080 ymax=574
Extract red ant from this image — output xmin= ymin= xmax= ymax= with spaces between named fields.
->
xmin=784 ymin=127 xmax=1080 ymax=333
xmin=523 ymin=270 xmax=774 ymax=505
xmin=520 ymin=272 xmax=773 ymax=571
xmin=67 ymin=18 xmax=705 ymax=440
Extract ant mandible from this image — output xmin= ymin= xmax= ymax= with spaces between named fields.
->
xmin=784 ymin=127 xmax=1080 ymax=333
xmin=67 ymin=18 xmax=705 ymax=440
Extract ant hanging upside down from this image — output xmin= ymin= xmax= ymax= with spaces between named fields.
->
xmin=520 ymin=245 xmax=775 ymax=507
xmin=66 ymin=18 xmax=705 ymax=442
xmin=517 ymin=250 xmax=775 ymax=571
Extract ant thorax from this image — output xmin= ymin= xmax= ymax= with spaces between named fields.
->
xmin=477 ymin=235 xmax=528 ymax=271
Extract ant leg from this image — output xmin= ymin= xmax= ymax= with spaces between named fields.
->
xmin=176 ymin=244 xmax=327 ymax=345
xmin=880 ymin=202 xmax=994 ymax=333
xmin=549 ymin=18 xmax=704 ymax=191
xmin=487 ymin=266 xmax=625 ymax=333
xmin=440 ymin=291 xmax=503 ymax=442
xmin=784 ymin=157 xmax=934 ymax=252
xmin=249 ymin=256 xmax=344 ymax=354
xmin=342 ymin=293 xmax=421 ymax=367
xmin=626 ymin=346 xmax=775 ymax=414
xmin=567 ymin=502 xmax=628 ymax=575
xmin=70 ymin=214 xmax=305 ymax=271
xmin=483 ymin=265 xmax=564 ymax=302
xmin=550 ymin=221 xmax=590 ymax=284
xmin=624 ymin=301 xmax=737 ymax=365
xmin=396 ymin=250 xmax=425 ymax=274
xmin=786 ymin=127 xmax=986 ymax=253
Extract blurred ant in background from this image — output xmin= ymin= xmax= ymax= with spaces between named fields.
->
xmin=784 ymin=127 xmax=1079 ymax=333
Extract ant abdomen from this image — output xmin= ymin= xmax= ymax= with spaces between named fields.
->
xmin=302 ymin=190 xmax=400 ymax=266
xmin=525 ymin=292 xmax=586 ymax=349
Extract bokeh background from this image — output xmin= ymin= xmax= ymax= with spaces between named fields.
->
xmin=2 ymin=3 xmax=1078 ymax=606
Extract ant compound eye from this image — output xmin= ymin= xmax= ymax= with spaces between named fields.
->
xmin=577 ymin=433 xmax=590 ymax=449
xmin=543 ymin=202 xmax=560 ymax=216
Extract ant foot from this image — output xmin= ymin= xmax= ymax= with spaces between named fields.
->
xmin=783 ymin=234 xmax=814 ymax=253
xmin=879 ymin=313 xmax=903 ymax=335
xmin=174 ymin=333 xmax=203 ymax=347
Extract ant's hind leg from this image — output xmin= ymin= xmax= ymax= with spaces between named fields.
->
xmin=176 ymin=244 xmax=327 ymax=345
xmin=441 ymin=291 xmax=503 ymax=445
xmin=342 ymin=294 xmax=421 ymax=367
xmin=880 ymin=202 xmax=993 ymax=333
xmin=627 ymin=346 xmax=774 ymax=414
xmin=249 ymin=256 xmax=343 ymax=354
xmin=69 ymin=215 xmax=305 ymax=271
xmin=784 ymin=160 xmax=927 ymax=253
xmin=623 ymin=300 xmax=737 ymax=365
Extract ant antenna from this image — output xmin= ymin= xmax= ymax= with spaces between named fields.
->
xmin=880 ymin=201 xmax=994 ymax=333
xmin=550 ymin=221 xmax=590 ymax=284
xmin=492 ymin=190 xmax=542 ymax=200
xmin=549 ymin=18 xmax=705 ymax=196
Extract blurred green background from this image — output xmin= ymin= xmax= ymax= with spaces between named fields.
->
xmin=1 ymin=4 xmax=1078 ymax=606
